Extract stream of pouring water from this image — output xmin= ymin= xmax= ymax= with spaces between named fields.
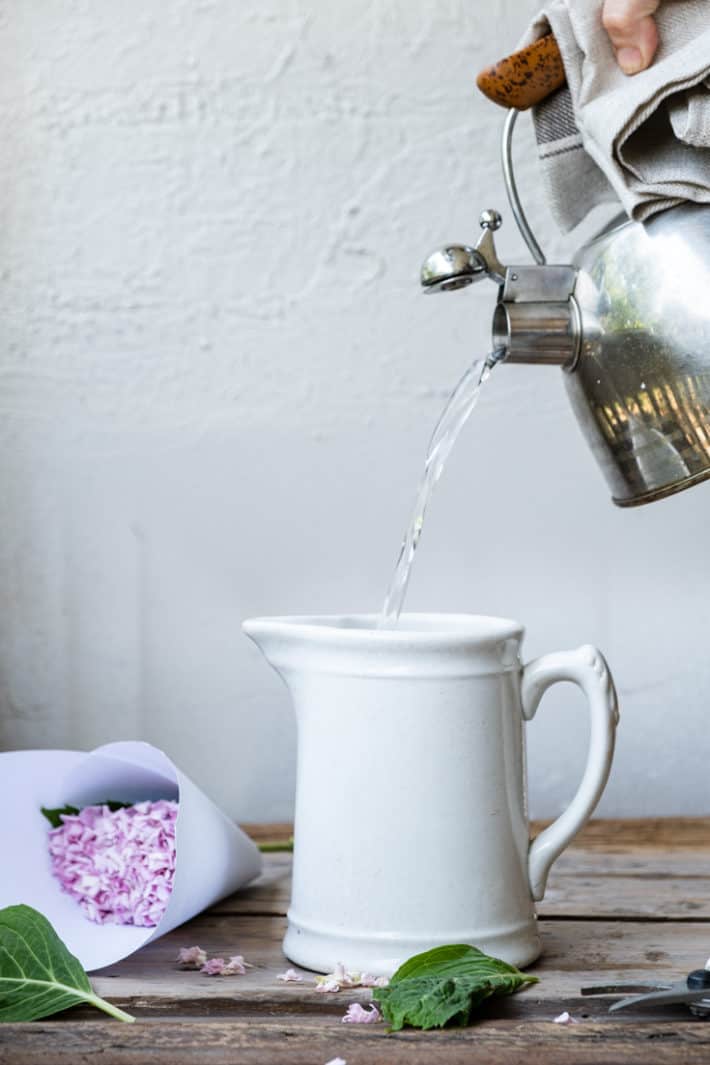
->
xmin=379 ymin=349 xmax=505 ymax=628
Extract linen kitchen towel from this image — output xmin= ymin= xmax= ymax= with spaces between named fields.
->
xmin=522 ymin=0 xmax=710 ymax=231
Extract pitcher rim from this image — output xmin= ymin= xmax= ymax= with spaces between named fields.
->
xmin=242 ymin=612 xmax=524 ymax=646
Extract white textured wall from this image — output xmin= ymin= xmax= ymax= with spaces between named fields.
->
xmin=1 ymin=0 xmax=708 ymax=822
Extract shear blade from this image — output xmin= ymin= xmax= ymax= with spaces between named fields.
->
xmin=581 ymin=982 xmax=670 ymax=996
xmin=610 ymin=985 xmax=710 ymax=1012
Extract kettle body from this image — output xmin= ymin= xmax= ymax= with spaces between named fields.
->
xmin=567 ymin=203 xmax=710 ymax=506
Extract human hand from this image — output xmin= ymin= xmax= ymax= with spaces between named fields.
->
xmin=602 ymin=0 xmax=661 ymax=75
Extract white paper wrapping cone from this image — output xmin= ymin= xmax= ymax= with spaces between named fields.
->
xmin=0 ymin=741 xmax=262 ymax=971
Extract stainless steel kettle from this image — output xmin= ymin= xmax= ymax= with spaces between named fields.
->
xmin=422 ymin=108 xmax=710 ymax=508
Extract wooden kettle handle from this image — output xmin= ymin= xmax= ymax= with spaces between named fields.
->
xmin=476 ymin=35 xmax=566 ymax=110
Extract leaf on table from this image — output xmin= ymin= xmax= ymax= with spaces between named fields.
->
xmin=372 ymin=943 xmax=537 ymax=1031
xmin=0 ymin=904 xmax=134 ymax=1023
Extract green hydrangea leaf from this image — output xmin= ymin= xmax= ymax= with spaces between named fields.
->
xmin=39 ymin=805 xmax=81 ymax=828
xmin=41 ymin=801 xmax=132 ymax=828
xmin=0 ymin=905 xmax=134 ymax=1022
xmin=372 ymin=944 xmax=537 ymax=1031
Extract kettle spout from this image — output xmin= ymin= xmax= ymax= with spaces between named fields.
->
xmin=491 ymin=276 xmax=579 ymax=368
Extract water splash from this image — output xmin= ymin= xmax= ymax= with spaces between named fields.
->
xmin=379 ymin=350 xmax=504 ymax=628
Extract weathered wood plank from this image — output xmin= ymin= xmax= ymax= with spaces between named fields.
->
xmin=551 ymin=849 xmax=710 ymax=877
xmin=3 ymin=1017 xmax=710 ymax=1065
xmin=541 ymin=871 xmax=710 ymax=919
xmin=241 ymin=823 xmax=293 ymax=845
xmin=89 ymin=914 xmax=710 ymax=1003
xmin=42 ymin=992 xmax=698 ymax=1024
xmin=212 ymin=846 xmax=710 ymax=921
xmin=538 ymin=819 xmax=709 ymax=852
xmin=214 ymin=853 xmax=291 ymax=916
xmin=2 ymin=820 xmax=707 ymax=1065
xmin=241 ymin=819 xmax=710 ymax=852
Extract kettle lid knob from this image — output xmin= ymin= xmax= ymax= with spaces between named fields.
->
xmin=480 ymin=209 xmax=503 ymax=232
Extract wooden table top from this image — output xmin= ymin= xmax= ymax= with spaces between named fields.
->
xmin=2 ymin=819 xmax=710 ymax=1064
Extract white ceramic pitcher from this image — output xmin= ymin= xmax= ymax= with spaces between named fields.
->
xmin=243 ymin=613 xmax=619 ymax=974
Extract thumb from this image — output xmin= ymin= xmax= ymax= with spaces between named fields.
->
xmin=602 ymin=0 xmax=661 ymax=75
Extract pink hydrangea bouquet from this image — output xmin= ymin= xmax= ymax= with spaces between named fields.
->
xmin=45 ymin=800 xmax=178 ymax=927
xmin=0 ymin=742 xmax=263 ymax=973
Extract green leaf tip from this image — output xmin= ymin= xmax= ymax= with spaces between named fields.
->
xmin=40 ymin=805 xmax=80 ymax=828
xmin=372 ymin=943 xmax=537 ymax=1031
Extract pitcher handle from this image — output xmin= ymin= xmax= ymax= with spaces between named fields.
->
xmin=522 ymin=645 xmax=619 ymax=901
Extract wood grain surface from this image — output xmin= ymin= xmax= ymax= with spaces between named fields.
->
xmin=1 ymin=819 xmax=709 ymax=1064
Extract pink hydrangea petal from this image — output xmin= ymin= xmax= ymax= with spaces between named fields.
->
xmin=342 ymin=1003 xmax=382 ymax=1024
xmin=277 ymin=969 xmax=304 ymax=982
xmin=314 ymin=979 xmax=340 ymax=993
xmin=222 ymin=955 xmax=247 ymax=975
xmin=201 ymin=958 xmax=227 ymax=976
xmin=315 ymin=965 xmax=385 ymax=990
xmin=177 ymin=946 xmax=207 ymax=969
xmin=48 ymin=800 xmax=177 ymax=928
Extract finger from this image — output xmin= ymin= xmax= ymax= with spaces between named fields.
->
xmin=602 ymin=0 xmax=660 ymax=75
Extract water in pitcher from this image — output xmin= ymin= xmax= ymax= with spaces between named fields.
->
xmin=379 ymin=350 xmax=504 ymax=628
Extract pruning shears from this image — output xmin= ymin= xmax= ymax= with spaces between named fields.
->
xmin=581 ymin=968 xmax=710 ymax=1018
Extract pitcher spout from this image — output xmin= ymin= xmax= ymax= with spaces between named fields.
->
xmin=242 ymin=617 xmax=294 ymax=672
